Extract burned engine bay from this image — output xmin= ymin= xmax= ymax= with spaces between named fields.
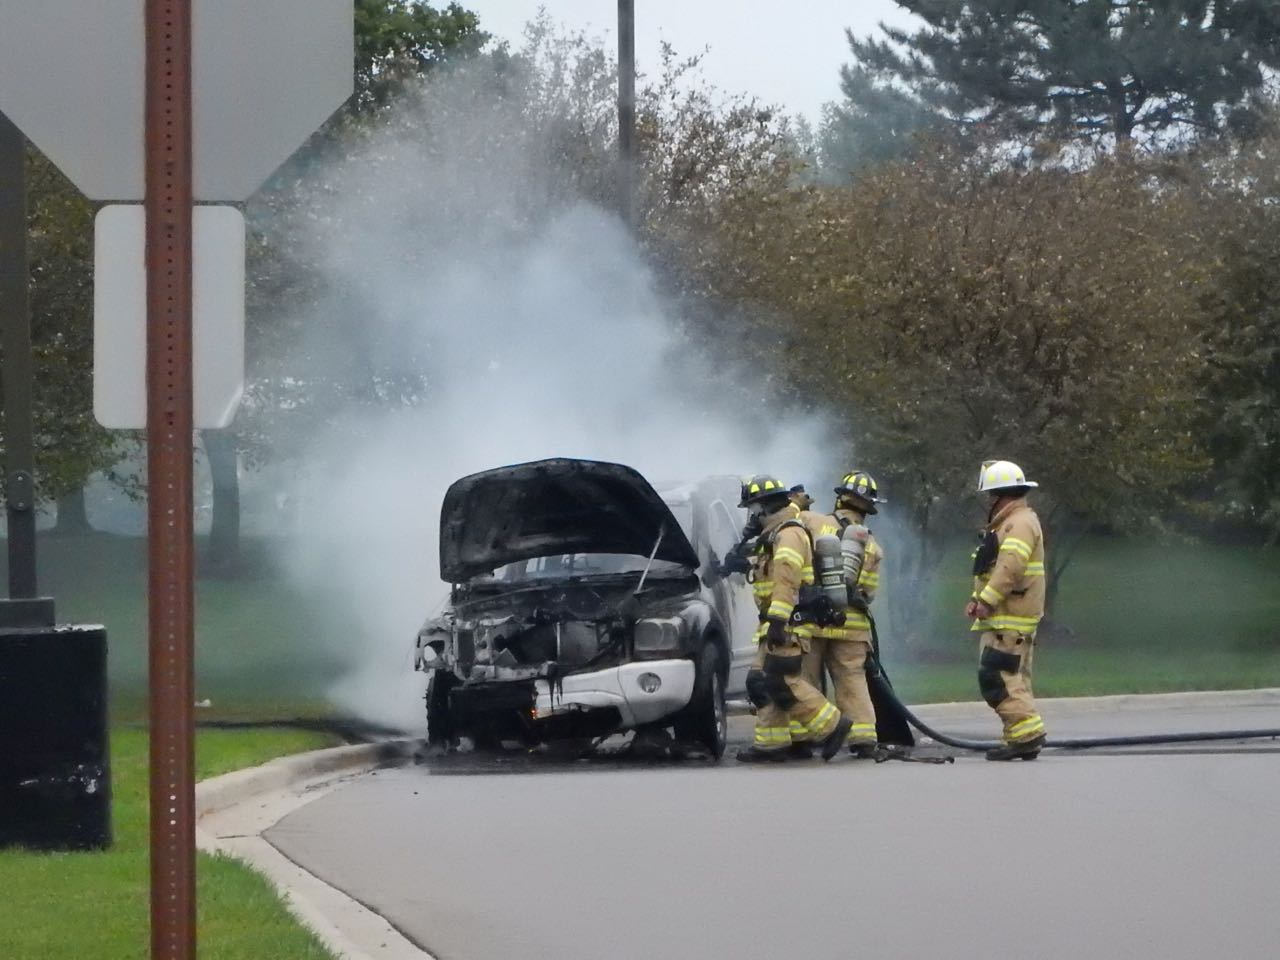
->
xmin=417 ymin=576 xmax=696 ymax=683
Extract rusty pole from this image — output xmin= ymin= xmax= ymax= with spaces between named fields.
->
xmin=145 ymin=1 xmax=196 ymax=957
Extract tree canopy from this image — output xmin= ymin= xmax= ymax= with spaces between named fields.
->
xmin=352 ymin=0 xmax=487 ymax=114
xmin=672 ymin=137 xmax=1218 ymax=628
xmin=823 ymin=0 xmax=1280 ymax=176
xmin=9 ymin=150 xmax=125 ymax=505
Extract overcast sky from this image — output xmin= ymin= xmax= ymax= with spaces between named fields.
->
xmin=463 ymin=1 xmax=922 ymax=124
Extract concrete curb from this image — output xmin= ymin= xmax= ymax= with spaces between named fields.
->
xmin=196 ymin=741 xmax=400 ymax=818
xmin=196 ymin=739 xmax=435 ymax=960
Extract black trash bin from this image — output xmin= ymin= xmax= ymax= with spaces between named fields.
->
xmin=0 ymin=624 xmax=110 ymax=850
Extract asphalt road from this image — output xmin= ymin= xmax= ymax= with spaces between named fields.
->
xmin=267 ymin=692 xmax=1280 ymax=960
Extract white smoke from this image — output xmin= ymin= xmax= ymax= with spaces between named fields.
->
xmin=270 ymin=65 xmax=838 ymax=731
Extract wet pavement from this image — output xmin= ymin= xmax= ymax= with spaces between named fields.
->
xmin=266 ymin=693 xmax=1280 ymax=960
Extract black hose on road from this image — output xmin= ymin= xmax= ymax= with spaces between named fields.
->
xmin=866 ymin=618 xmax=1280 ymax=753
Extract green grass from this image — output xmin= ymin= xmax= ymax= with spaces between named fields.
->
xmin=0 ymin=727 xmax=341 ymax=960
xmin=877 ymin=533 xmax=1280 ymax=702
xmin=888 ymin=647 xmax=1280 ymax=704
xmin=1 ymin=532 xmax=358 ymax=720
xmin=4 ymin=530 xmax=1278 ymax=711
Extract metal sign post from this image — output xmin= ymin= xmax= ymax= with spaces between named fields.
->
xmin=145 ymin=1 xmax=196 ymax=955
xmin=0 ymin=111 xmax=38 ymax=607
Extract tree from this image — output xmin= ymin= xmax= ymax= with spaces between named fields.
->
xmin=818 ymin=52 xmax=942 ymax=180
xmin=833 ymin=1 xmax=1280 ymax=156
xmin=13 ymin=150 xmax=125 ymax=526
xmin=686 ymin=141 xmax=1210 ymax=637
xmin=351 ymin=0 xmax=486 ymax=115
xmin=1193 ymin=113 xmax=1280 ymax=542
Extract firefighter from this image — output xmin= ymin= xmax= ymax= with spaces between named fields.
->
xmin=735 ymin=475 xmax=853 ymax=762
xmin=801 ymin=472 xmax=885 ymax=758
xmin=785 ymin=494 xmax=842 ymax=756
xmin=967 ymin=460 xmax=1048 ymax=761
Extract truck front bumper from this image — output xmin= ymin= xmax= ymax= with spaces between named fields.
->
xmin=533 ymin=659 xmax=696 ymax=728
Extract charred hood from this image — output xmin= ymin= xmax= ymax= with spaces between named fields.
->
xmin=439 ymin=458 xmax=700 ymax=582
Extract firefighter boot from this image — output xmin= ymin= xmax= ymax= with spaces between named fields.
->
xmin=820 ymin=715 xmax=855 ymax=761
xmin=985 ymin=733 xmax=1046 ymax=761
xmin=787 ymin=741 xmax=815 ymax=759
xmin=848 ymin=743 xmax=878 ymax=759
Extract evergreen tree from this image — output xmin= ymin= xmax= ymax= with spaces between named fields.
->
xmin=828 ymin=0 xmax=1280 ymax=164
xmin=818 ymin=60 xmax=938 ymax=179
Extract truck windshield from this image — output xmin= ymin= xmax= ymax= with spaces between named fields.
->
xmin=483 ymin=553 xmax=689 ymax=582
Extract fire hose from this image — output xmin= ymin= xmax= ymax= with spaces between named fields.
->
xmin=865 ymin=616 xmax=1280 ymax=752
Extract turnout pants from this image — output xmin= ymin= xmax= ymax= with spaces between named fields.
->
xmin=750 ymin=631 xmax=841 ymax=752
xmin=803 ymin=634 xmax=878 ymax=745
xmin=977 ymin=631 xmax=1046 ymax=744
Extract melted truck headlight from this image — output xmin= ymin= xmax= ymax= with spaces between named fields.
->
xmin=637 ymin=672 xmax=662 ymax=694
xmin=634 ymin=617 xmax=682 ymax=655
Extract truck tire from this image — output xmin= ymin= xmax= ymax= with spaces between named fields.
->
xmin=425 ymin=671 xmax=454 ymax=746
xmin=674 ymin=642 xmax=727 ymax=759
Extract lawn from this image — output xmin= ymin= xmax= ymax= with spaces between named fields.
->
xmin=0 ymin=727 xmax=341 ymax=960
xmin=4 ymin=530 xmax=1278 ymax=714
xmin=2 ymin=532 xmax=360 ymax=721
xmin=1 ymin=535 xmax=380 ymax=956
xmin=881 ymin=534 xmax=1280 ymax=703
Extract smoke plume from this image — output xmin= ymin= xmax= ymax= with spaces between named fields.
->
xmin=268 ymin=63 xmax=837 ymax=730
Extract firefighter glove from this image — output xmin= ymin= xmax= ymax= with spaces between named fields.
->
xmin=719 ymin=549 xmax=753 ymax=576
xmin=966 ymin=598 xmax=994 ymax=620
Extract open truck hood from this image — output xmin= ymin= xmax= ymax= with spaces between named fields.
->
xmin=439 ymin=458 xmax=701 ymax=582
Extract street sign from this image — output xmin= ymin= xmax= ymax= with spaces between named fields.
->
xmin=0 ymin=0 xmax=352 ymax=201
xmin=0 ymin=5 xmax=141 ymax=201
xmin=93 ymin=205 xmax=245 ymax=429
xmin=1 ymin=5 xmax=352 ymax=954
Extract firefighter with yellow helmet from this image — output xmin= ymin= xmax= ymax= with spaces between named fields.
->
xmin=967 ymin=460 xmax=1048 ymax=760
xmin=799 ymin=471 xmax=885 ymax=757
xmin=735 ymin=474 xmax=853 ymax=762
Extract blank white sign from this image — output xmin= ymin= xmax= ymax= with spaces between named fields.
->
xmin=93 ymin=204 xmax=245 ymax=430
xmin=0 ymin=0 xmax=352 ymax=200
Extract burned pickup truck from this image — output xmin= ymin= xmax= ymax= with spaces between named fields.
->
xmin=413 ymin=458 xmax=757 ymax=758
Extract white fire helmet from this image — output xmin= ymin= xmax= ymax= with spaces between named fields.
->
xmin=977 ymin=460 xmax=1039 ymax=493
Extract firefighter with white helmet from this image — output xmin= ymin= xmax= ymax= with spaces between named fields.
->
xmin=735 ymin=474 xmax=853 ymax=762
xmin=967 ymin=460 xmax=1048 ymax=760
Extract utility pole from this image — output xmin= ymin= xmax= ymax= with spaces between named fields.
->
xmin=617 ymin=0 xmax=636 ymax=229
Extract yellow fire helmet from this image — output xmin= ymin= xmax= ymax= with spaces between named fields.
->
xmin=739 ymin=474 xmax=789 ymax=507
xmin=834 ymin=471 xmax=885 ymax=513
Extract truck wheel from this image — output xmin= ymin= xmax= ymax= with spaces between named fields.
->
xmin=425 ymin=671 xmax=454 ymax=746
xmin=675 ymin=643 xmax=727 ymax=759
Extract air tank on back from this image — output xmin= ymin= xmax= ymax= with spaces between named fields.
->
xmin=814 ymin=533 xmax=848 ymax=610
xmin=841 ymin=522 xmax=870 ymax=598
